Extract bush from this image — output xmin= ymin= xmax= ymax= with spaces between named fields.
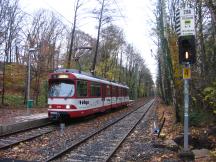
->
xmin=203 ymin=81 xmax=216 ymax=114
xmin=4 ymin=94 xmax=25 ymax=107
xmin=189 ymin=111 xmax=213 ymax=127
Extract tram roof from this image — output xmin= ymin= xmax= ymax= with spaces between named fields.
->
xmin=54 ymin=69 xmax=129 ymax=89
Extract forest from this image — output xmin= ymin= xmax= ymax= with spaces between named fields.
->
xmin=0 ymin=0 xmax=154 ymax=107
xmin=154 ymin=0 xmax=216 ymax=125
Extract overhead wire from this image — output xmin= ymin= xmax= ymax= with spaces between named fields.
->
xmin=19 ymin=0 xmax=72 ymax=34
xmin=112 ymin=0 xmax=128 ymax=26
xmin=41 ymin=0 xmax=98 ymax=33
xmin=42 ymin=0 xmax=73 ymax=25
xmin=40 ymin=0 xmax=128 ymax=32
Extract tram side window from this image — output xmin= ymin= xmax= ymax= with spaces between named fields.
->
xmin=124 ymin=88 xmax=126 ymax=96
xmin=90 ymin=82 xmax=101 ymax=97
xmin=116 ymin=87 xmax=119 ymax=97
xmin=119 ymin=88 xmax=122 ymax=97
xmin=124 ymin=89 xmax=127 ymax=96
xmin=77 ymin=80 xmax=87 ymax=97
xmin=122 ymin=88 xmax=125 ymax=96
xmin=112 ymin=86 xmax=116 ymax=97
xmin=106 ymin=85 xmax=111 ymax=96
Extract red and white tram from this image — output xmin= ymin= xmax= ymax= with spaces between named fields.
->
xmin=48 ymin=69 xmax=129 ymax=119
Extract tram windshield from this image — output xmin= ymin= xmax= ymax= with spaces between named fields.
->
xmin=49 ymin=80 xmax=75 ymax=97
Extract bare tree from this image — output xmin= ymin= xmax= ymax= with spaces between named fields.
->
xmin=98 ymin=24 xmax=124 ymax=78
xmin=0 ymin=0 xmax=25 ymax=105
xmin=4 ymin=0 xmax=25 ymax=63
xmin=197 ymin=0 xmax=207 ymax=79
xmin=91 ymin=0 xmax=116 ymax=75
xmin=73 ymin=30 xmax=96 ymax=70
xmin=67 ymin=0 xmax=84 ymax=68
xmin=91 ymin=0 xmax=105 ymax=75
xmin=0 ymin=0 xmax=9 ymax=47
xmin=25 ymin=10 xmax=65 ymax=105
xmin=205 ymin=0 xmax=216 ymax=29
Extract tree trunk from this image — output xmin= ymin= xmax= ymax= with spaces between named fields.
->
xmin=206 ymin=0 xmax=216 ymax=30
xmin=67 ymin=0 xmax=80 ymax=68
xmin=92 ymin=0 xmax=105 ymax=75
xmin=198 ymin=0 xmax=207 ymax=81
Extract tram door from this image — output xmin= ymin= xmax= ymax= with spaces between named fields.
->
xmin=102 ymin=84 xmax=106 ymax=107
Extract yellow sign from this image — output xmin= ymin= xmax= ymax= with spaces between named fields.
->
xmin=183 ymin=67 xmax=191 ymax=79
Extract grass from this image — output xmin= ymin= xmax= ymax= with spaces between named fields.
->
xmin=2 ymin=94 xmax=47 ymax=108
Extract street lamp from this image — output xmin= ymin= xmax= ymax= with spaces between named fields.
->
xmin=27 ymin=48 xmax=35 ymax=112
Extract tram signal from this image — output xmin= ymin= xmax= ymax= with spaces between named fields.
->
xmin=177 ymin=7 xmax=196 ymax=64
xmin=178 ymin=35 xmax=196 ymax=64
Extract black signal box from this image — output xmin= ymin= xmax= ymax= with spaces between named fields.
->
xmin=178 ymin=35 xmax=196 ymax=64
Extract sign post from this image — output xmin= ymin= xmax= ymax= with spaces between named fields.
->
xmin=183 ymin=64 xmax=190 ymax=151
xmin=177 ymin=5 xmax=195 ymax=161
xmin=180 ymin=7 xmax=195 ymax=152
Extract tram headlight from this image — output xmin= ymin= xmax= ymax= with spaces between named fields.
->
xmin=49 ymin=105 xmax=52 ymax=109
xmin=66 ymin=104 xmax=70 ymax=109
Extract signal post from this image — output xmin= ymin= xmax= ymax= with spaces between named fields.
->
xmin=177 ymin=5 xmax=196 ymax=161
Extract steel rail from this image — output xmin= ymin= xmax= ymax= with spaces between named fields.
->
xmin=45 ymin=98 xmax=154 ymax=162
xmin=0 ymin=121 xmax=54 ymax=138
xmin=105 ymin=99 xmax=156 ymax=162
xmin=0 ymin=125 xmax=56 ymax=149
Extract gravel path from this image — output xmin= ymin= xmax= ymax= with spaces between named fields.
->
xmin=110 ymin=100 xmax=177 ymax=162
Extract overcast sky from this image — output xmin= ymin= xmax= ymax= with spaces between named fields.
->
xmin=19 ymin=0 xmax=157 ymax=81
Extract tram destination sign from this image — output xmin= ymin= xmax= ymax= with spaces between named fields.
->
xmin=180 ymin=8 xmax=195 ymax=36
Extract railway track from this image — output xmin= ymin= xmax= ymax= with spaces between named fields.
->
xmin=0 ymin=124 xmax=56 ymax=150
xmin=0 ymin=99 xmax=140 ymax=152
xmin=0 ymin=120 xmax=54 ymax=138
xmin=45 ymin=99 xmax=155 ymax=162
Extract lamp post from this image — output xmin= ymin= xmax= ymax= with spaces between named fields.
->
xmin=27 ymin=48 xmax=35 ymax=113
